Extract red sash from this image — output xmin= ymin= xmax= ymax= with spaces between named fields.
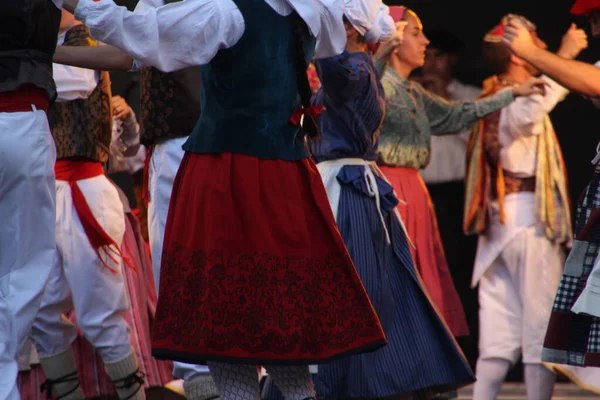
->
xmin=0 ymin=84 xmax=49 ymax=113
xmin=55 ymin=160 xmax=136 ymax=274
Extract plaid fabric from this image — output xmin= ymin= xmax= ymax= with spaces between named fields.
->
xmin=582 ymin=243 xmax=600 ymax=281
xmin=553 ymin=275 xmax=582 ymax=312
xmin=542 ymin=163 xmax=600 ymax=367
xmin=589 ymin=320 xmax=600 ymax=353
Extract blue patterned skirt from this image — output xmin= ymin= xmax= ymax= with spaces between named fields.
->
xmin=262 ymin=164 xmax=474 ymax=398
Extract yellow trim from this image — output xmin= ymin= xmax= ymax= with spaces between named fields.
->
xmin=543 ymin=362 xmax=600 ymax=395
xmin=164 ymin=380 xmax=186 ymax=397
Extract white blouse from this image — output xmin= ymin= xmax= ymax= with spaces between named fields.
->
xmin=498 ymin=75 xmax=568 ymax=177
xmin=74 ymin=0 xmax=346 ymax=73
xmin=54 ymin=31 xmax=99 ymax=102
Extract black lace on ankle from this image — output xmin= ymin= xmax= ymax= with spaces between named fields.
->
xmin=40 ymin=371 xmax=80 ymax=400
xmin=112 ymin=370 xmax=146 ymax=400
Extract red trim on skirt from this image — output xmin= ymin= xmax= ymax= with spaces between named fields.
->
xmin=380 ymin=166 xmax=469 ymax=337
xmin=151 ymin=152 xmax=386 ymax=364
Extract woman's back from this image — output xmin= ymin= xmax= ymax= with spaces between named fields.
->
xmin=310 ymin=51 xmax=385 ymax=162
xmin=184 ymin=0 xmax=316 ymax=161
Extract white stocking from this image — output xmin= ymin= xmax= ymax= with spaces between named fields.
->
xmin=472 ymin=358 xmax=511 ymax=400
xmin=524 ymin=363 xmax=555 ymax=400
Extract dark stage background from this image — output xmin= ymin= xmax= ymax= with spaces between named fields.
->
xmin=109 ymin=0 xmax=600 ymax=381
xmin=112 ymin=0 xmax=600 ymax=221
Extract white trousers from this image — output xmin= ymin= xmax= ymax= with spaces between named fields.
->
xmin=148 ymin=137 xmax=187 ymax=292
xmin=478 ymin=225 xmax=564 ymax=364
xmin=30 ymin=174 xmax=133 ymax=363
xmin=0 ymin=109 xmax=57 ymax=400
xmin=148 ymin=137 xmax=210 ymax=379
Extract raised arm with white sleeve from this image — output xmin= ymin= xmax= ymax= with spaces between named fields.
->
xmin=73 ymin=0 xmax=245 ymax=72
xmin=70 ymin=0 xmax=346 ymax=72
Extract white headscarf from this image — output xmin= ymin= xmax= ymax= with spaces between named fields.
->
xmin=343 ymin=0 xmax=395 ymax=43
xmin=51 ymin=0 xmax=63 ymax=9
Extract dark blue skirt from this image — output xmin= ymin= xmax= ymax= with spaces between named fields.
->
xmin=263 ymin=165 xmax=474 ymax=398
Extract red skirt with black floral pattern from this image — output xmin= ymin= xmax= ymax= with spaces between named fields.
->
xmin=151 ymin=152 xmax=386 ymax=365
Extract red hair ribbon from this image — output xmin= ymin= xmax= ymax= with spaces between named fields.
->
xmin=389 ymin=6 xmax=407 ymax=23
xmin=484 ymin=14 xmax=536 ymax=43
xmin=289 ymin=105 xmax=326 ymax=126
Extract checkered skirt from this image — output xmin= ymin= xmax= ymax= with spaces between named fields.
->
xmin=542 ymin=163 xmax=600 ymax=366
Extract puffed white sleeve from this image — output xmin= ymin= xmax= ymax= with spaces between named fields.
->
xmin=73 ymin=0 xmax=245 ymax=72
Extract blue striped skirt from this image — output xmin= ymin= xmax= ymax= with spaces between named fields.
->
xmin=263 ymin=164 xmax=474 ymax=398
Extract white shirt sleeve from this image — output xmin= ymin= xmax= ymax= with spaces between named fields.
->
xmin=122 ymin=144 xmax=147 ymax=175
xmin=73 ymin=0 xmax=245 ymax=72
xmin=53 ymin=32 xmax=100 ymax=102
xmin=53 ymin=64 xmax=100 ymax=102
xmin=127 ymin=0 xmax=164 ymax=71
xmin=275 ymin=0 xmax=346 ymax=59
xmin=108 ymin=115 xmax=143 ymax=175
xmin=498 ymin=76 xmax=566 ymax=177
xmin=111 ymin=114 xmax=141 ymax=158
xmin=502 ymin=75 xmax=569 ymax=138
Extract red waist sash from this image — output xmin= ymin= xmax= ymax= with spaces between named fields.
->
xmin=0 ymin=84 xmax=49 ymax=113
xmin=55 ymin=160 xmax=135 ymax=274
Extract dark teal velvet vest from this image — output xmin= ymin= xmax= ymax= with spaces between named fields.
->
xmin=182 ymin=0 xmax=315 ymax=161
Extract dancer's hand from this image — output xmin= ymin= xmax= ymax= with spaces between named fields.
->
xmin=512 ymin=77 xmax=549 ymax=97
xmin=393 ymin=21 xmax=408 ymax=43
xmin=374 ymin=22 xmax=407 ymax=62
xmin=502 ymin=18 xmax=536 ymax=58
xmin=557 ymin=23 xmax=588 ymax=60
xmin=112 ymin=95 xmax=133 ymax=121
xmin=62 ymin=0 xmax=79 ymax=13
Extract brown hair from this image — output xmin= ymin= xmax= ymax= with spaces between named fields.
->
xmin=481 ymin=41 xmax=512 ymax=75
xmin=342 ymin=16 xmax=367 ymax=44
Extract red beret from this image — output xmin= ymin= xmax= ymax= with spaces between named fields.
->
xmin=571 ymin=0 xmax=600 ymax=15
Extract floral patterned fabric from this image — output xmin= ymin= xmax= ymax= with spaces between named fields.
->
xmin=151 ymin=152 xmax=387 ymax=365
xmin=378 ymin=68 xmax=513 ymax=169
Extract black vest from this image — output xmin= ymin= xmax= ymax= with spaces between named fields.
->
xmin=0 ymin=0 xmax=61 ymax=101
xmin=182 ymin=0 xmax=312 ymax=161
xmin=138 ymin=0 xmax=201 ymax=146
xmin=49 ymin=25 xmax=113 ymax=163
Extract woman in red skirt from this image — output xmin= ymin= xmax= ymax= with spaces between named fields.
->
xmin=62 ymin=0 xmax=386 ymax=398
xmin=377 ymin=6 xmax=547 ymax=339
